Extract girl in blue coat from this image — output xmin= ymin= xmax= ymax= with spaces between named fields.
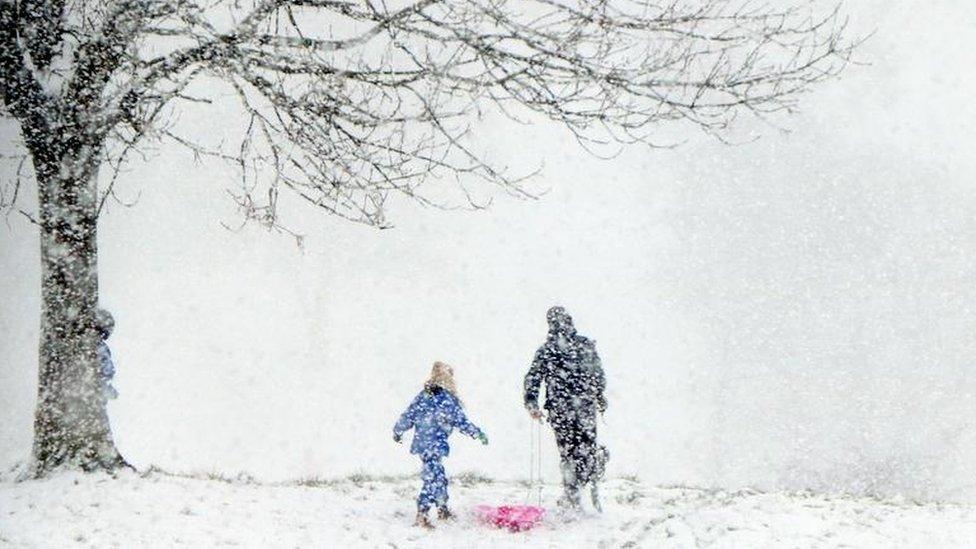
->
xmin=394 ymin=361 xmax=488 ymax=528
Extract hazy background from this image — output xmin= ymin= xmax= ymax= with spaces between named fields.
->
xmin=3 ymin=1 xmax=976 ymax=501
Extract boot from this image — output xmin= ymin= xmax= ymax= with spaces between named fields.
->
xmin=415 ymin=511 xmax=434 ymax=529
xmin=437 ymin=507 xmax=455 ymax=521
xmin=556 ymin=487 xmax=582 ymax=511
xmin=555 ymin=491 xmax=583 ymax=522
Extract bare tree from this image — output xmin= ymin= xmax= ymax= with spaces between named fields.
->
xmin=0 ymin=0 xmax=855 ymax=476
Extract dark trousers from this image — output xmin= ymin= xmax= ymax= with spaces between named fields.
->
xmin=549 ymin=408 xmax=605 ymax=504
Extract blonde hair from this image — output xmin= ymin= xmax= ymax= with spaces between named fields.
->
xmin=426 ymin=361 xmax=459 ymax=400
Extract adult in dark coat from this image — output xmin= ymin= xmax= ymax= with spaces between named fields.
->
xmin=524 ymin=306 xmax=608 ymax=510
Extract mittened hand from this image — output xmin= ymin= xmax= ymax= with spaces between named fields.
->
xmin=393 ymin=433 xmax=402 ymax=444
xmin=477 ymin=432 xmax=489 ymax=445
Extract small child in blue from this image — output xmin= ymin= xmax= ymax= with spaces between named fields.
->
xmin=394 ymin=361 xmax=488 ymax=529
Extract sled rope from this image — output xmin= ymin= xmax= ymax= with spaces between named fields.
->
xmin=527 ymin=418 xmax=533 ymax=503
xmin=527 ymin=417 xmax=544 ymax=506
xmin=536 ymin=419 xmax=543 ymax=507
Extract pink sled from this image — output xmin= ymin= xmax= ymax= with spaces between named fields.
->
xmin=474 ymin=504 xmax=546 ymax=532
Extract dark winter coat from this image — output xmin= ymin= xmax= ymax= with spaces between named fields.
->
xmin=524 ymin=324 xmax=606 ymax=417
xmin=394 ymin=386 xmax=483 ymax=458
xmin=98 ymin=341 xmax=118 ymax=400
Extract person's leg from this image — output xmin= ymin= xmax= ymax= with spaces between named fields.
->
xmin=573 ymin=411 xmax=599 ymax=486
xmin=429 ymin=457 xmax=449 ymax=512
xmin=589 ymin=443 xmax=609 ymax=512
xmin=592 ymin=444 xmax=609 ymax=481
xmin=416 ymin=456 xmax=439 ymax=527
xmin=569 ymin=411 xmax=607 ymax=511
xmin=549 ymin=413 xmax=582 ymax=508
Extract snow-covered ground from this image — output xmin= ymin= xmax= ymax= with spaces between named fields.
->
xmin=3 ymin=470 xmax=976 ymax=548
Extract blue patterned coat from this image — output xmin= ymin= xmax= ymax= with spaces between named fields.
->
xmin=394 ymin=386 xmax=483 ymax=458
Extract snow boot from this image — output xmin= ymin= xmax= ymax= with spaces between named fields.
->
xmin=556 ymin=489 xmax=582 ymax=511
xmin=415 ymin=511 xmax=435 ymax=529
xmin=555 ymin=494 xmax=584 ymax=522
xmin=437 ymin=507 xmax=455 ymax=521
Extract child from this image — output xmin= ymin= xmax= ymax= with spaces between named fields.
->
xmin=394 ymin=361 xmax=488 ymax=529
xmin=95 ymin=308 xmax=119 ymax=401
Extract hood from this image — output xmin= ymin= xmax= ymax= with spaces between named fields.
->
xmin=546 ymin=305 xmax=577 ymax=339
xmin=95 ymin=308 xmax=115 ymax=338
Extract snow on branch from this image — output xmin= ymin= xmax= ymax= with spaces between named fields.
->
xmin=1 ymin=0 xmax=858 ymax=229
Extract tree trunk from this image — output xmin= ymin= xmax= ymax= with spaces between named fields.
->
xmin=30 ymin=152 xmax=126 ymax=476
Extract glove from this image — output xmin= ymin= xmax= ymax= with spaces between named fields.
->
xmin=477 ymin=432 xmax=489 ymax=445
xmin=393 ymin=432 xmax=402 ymax=444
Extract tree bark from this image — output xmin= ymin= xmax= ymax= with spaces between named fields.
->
xmin=30 ymin=147 xmax=126 ymax=475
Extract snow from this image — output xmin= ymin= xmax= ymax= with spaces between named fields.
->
xmin=3 ymin=471 xmax=976 ymax=548
xmin=2 ymin=5 xmax=976 ymax=546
